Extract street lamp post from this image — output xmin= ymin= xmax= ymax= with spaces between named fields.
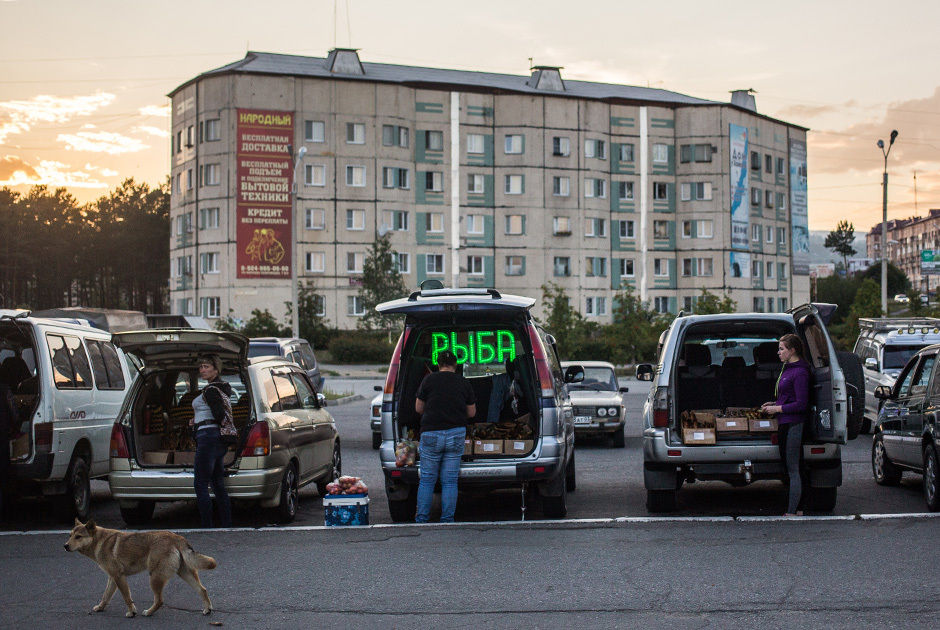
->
xmin=289 ymin=144 xmax=307 ymax=339
xmin=879 ymin=130 xmax=898 ymax=316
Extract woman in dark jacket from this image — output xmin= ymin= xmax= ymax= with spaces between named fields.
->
xmin=761 ymin=334 xmax=811 ymax=516
xmin=191 ymin=353 xmax=233 ymax=528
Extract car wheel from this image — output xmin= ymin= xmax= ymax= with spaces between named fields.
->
xmin=120 ymin=501 xmax=155 ymax=527
xmin=872 ymin=434 xmax=903 ymax=486
xmin=836 ymin=351 xmax=865 ymax=440
xmin=923 ymin=445 xmax=940 ymax=512
xmin=387 ymin=486 xmax=417 ymax=523
xmin=804 ymin=486 xmax=837 ymax=513
xmin=646 ymin=489 xmax=677 ymax=513
xmin=542 ymin=489 xmax=567 ymax=519
xmin=52 ymin=453 xmax=91 ymax=522
xmin=612 ymin=423 xmax=626 ymax=448
xmin=316 ymin=441 xmax=342 ymax=496
xmin=565 ymin=451 xmax=576 ymax=492
xmin=372 ymin=431 xmax=381 ymax=450
xmin=273 ymin=463 xmax=299 ymax=524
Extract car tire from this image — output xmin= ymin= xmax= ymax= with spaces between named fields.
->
xmin=273 ymin=463 xmax=299 ymax=524
xmin=804 ymin=486 xmax=837 ymax=512
xmin=646 ymin=488 xmax=677 ymax=513
xmin=316 ymin=441 xmax=342 ymax=497
xmin=387 ymin=486 xmax=417 ymax=523
xmin=612 ymin=423 xmax=626 ymax=448
xmin=836 ymin=351 xmax=865 ymax=440
xmin=565 ymin=451 xmax=576 ymax=493
xmin=923 ymin=445 xmax=940 ymax=512
xmin=872 ymin=434 xmax=903 ymax=486
xmin=52 ymin=453 xmax=91 ymax=522
xmin=372 ymin=432 xmax=381 ymax=450
xmin=542 ymin=489 xmax=567 ymax=519
xmin=120 ymin=500 xmax=155 ymax=527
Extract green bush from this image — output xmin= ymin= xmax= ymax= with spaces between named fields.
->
xmin=328 ymin=331 xmax=395 ymax=364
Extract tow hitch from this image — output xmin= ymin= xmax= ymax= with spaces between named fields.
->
xmin=739 ymin=460 xmax=753 ymax=483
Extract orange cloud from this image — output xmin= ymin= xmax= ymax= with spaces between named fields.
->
xmin=0 ymin=156 xmax=112 ymax=189
xmin=0 ymin=156 xmax=38 ymax=182
xmin=57 ymin=130 xmax=149 ymax=154
xmin=0 ymin=92 xmax=115 ymax=143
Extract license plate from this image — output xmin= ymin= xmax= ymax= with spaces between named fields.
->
xmin=575 ymin=416 xmax=591 ymax=424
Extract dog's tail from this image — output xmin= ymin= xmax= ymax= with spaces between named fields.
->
xmin=181 ymin=545 xmax=217 ymax=571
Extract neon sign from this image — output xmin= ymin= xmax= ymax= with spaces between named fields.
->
xmin=431 ymin=331 xmax=516 ymax=365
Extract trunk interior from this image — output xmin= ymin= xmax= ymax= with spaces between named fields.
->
xmin=0 ymin=322 xmax=40 ymax=460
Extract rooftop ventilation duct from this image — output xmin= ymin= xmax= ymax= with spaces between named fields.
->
xmin=527 ymin=66 xmax=565 ymax=92
xmin=730 ymin=89 xmax=757 ymax=112
xmin=326 ymin=48 xmax=364 ymax=75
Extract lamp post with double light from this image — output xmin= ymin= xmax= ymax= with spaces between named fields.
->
xmin=288 ymin=144 xmax=307 ymax=339
xmin=879 ymin=130 xmax=898 ymax=315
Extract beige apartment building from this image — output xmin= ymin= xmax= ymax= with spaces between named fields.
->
xmin=167 ymin=49 xmax=810 ymax=329
xmin=866 ymin=209 xmax=940 ymax=295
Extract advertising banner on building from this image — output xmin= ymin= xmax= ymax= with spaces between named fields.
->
xmin=922 ymin=250 xmax=940 ymax=275
xmin=789 ymin=139 xmax=809 ymax=275
xmin=236 ymin=109 xmax=294 ymax=279
xmin=729 ymin=124 xmax=749 ymax=250
xmin=730 ymin=251 xmax=751 ymax=278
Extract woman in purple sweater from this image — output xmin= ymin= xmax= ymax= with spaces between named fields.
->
xmin=761 ymin=334 xmax=811 ymax=516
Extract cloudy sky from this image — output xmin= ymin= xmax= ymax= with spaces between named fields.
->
xmin=1 ymin=0 xmax=938 ymax=231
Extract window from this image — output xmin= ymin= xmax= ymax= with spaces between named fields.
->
xmin=753 ymin=297 xmax=764 ymax=312
xmin=348 ymin=296 xmax=365 ymax=316
xmin=654 ymin=258 xmax=668 ymax=277
xmin=305 ymin=120 xmax=325 ymax=143
xmin=176 ymin=212 xmax=193 ymax=235
xmin=306 ymin=252 xmax=325 ymax=273
xmin=467 ymin=133 xmax=484 ymax=154
xmin=585 ymin=218 xmax=606 ymax=238
xmin=467 ymin=255 xmax=484 ymax=275
xmin=346 ymin=209 xmax=365 ymax=230
xmin=585 ymin=257 xmax=607 ymax=277
xmin=199 ymin=207 xmax=219 ymax=230
xmin=586 ymin=297 xmax=607 ymax=316
xmin=394 ymin=252 xmax=410 ymax=274
xmin=585 ymin=178 xmax=606 ymax=198
xmin=680 ymin=143 xmax=713 ymax=163
xmin=683 ymin=296 xmax=694 ymax=312
xmin=505 ymin=215 xmax=525 ymax=235
xmin=776 ymin=157 xmax=785 ymax=175
xmin=382 ymin=167 xmax=409 ymax=189
xmin=174 ymin=173 xmax=181 ymax=194
xmin=767 ymin=297 xmax=775 ymax=312
xmin=425 ymin=212 xmax=443 ymax=233
xmin=681 ymin=182 xmax=712 ymax=201
xmin=305 ymin=164 xmax=325 ymax=186
xmin=552 ymin=136 xmax=570 ymax=157
xmin=652 ymin=143 xmax=669 ymax=163
xmin=385 ymin=210 xmax=409 ymax=231
xmin=619 ymin=144 xmax=635 ymax=162
xmin=346 ymin=252 xmax=364 ymax=273
xmin=752 ymin=224 xmax=761 ymax=242
xmin=776 ymin=192 xmax=786 ymax=210
xmin=504 ymin=174 xmax=523 ymax=194
xmin=175 ymin=130 xmax=182 ymax=154
xmin=620 ymin=220 xmax=635 ymax=239
xmin=779 ymin=297 xmax=788 ymax=311
xmin=186 ymin=125 xmax=193 ymax=147
xmin=382 ymin=125 xmax=409 ymax=147
xmin=697 ymin=258 xmax=713 ymax=276
xmin=346 ymin=122 xmax=365 ymax=144
xmin=200 ymin=297 xmax=221 ymax=319
xmin=48 ymin=334 xmax=92 ymax=390
xmin=504 ymin=134 xmax=524 ymax=154
xmin=552 ymin=176 xmax=570 ymax=197
xmin=681 ymin=221 xmax=692 ymax=239
xmin=305 ymin=208 xmax=325 ymax=230
xmin=186 ymin=168 xmax=193 ymax=190
xmin=752 ymin=260 xmax=761 ymax=277
xmin=750 ymin=151 xmax=760 ymax=170
xmin=553 ymin=216 xmax=571 ymax=236
xmin=201 ymin=163 xmax=220 ymax=186
xmin=199 ymin=252 xmax=219 ymax=274
xmin=751 ymin=187 xmax=761 ymax=206
xmin=425 ymin=130 xmax=443 ymax=151
xmin=505 ymin=256 xmax=524 ymax=276
xmin=654 ymin=296 xmax=670 ymax=314
xmin=346 ymin=165 xmax=366 ymax=187
xmin=766 ymin=261 xmax=775 ymax=279
xmin=777 ymin=227 xmax=787 ymax=245
xmin=682 ymin=258 xmax=693 ymax=277
xmin=175 ymin=255 xmax=192 ymax=277
xmin=554 ymin=256 xmax=570 ymax=276
xmin=620 ymin=259 xmax=635 ymax=277
xmin=467 ymin=214 xmax=484 ymax=234
xmin=779 ymin=262 xmax=788 ymax=279
xmin=86 ymin=340 xmax=125 ymax=390
xmin=698 ymin=220 xmax=713 ymax=238
xmin=765 ymin=225 xmax=774 ymax=243
xmin=585 ymin=139 xmax=606 ymax=159
xmin=426 ymin=254 xmax=444 ymax=274
xmin=425 ymin=171 xmax=443 ymax=192
xmin=203 ymin=119 xmax=221 ymax=142
xmin=765 ymin=154 xmax=773 ymax=174
xmin=765 ymin=190 xmax=774 ymax=208
xmin=618 ymin=181 xmax=634 ymax=200
xmin=653 ymin=182 xmax=668 ymax=200
xmin=468 ymin=174 xmax=485 ymax=194
xmin=653 ymin=220 xmax=669 ymax=239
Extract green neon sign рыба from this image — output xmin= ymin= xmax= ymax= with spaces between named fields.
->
xmin=430 ymin=330 xmax=516 ymax=365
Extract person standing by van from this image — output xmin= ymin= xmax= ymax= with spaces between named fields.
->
xmin=191 ymin=354 xmax=233 ymax=528
xmin=414 ymin=350 xmax=476 ymax=523
xmin=761 ymin=334 xmax=811 ymax=516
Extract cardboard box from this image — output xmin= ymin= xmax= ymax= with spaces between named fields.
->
xmin=323 ymin=494 xmax=369 ymax=526
xmin=504 ymin=439 xmax=533 ymax=455
xmin=715 ymin=417 xmax=748 ymax=433
xmin=174 ymin=450 xmax=196 ymax=466
xmin=141 ymin=450 xmax=174 ymax=465
xmin=692 ymin=409 xmax=721 ymax=417
xmin=749 ymin=417 xmax=778 ymax=432
xmin=473 ymin=439 xmax=504 ymax=455
xmin=682 ymin=428 xmax=717 ymax=445
xmin=9 ymin=432 xmax=29 ymax=459
xmin=464 ymin=438 xmax=472 ymax=455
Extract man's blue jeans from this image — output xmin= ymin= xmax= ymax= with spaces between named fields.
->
xmin=416 ymin=426 xmax=465 ymax=523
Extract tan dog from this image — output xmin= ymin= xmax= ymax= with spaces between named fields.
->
xmin=64 ymin=519 xmax=216 ymax=617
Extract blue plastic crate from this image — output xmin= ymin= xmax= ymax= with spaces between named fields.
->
xmin=323 ymin=494 xmax=369 ymax=526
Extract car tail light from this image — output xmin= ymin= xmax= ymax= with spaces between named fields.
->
xmin=811 ymin=447 xmax=825 ymax=454
xmin=383 ymin=328 xmax=410 ymax=403
xmin=667 ymin=450 xmax=681 ymax=457
xmin=372 ymin=404 xmax=381 ymax=418
xmin=527 ymin=325 xmax=555 ymax=397
xmin=534 ymin=466 xmax=546 ymax=474
xmin=109 ymin=423 xmax=130 ymax=458
xmin=390 ymin=470 xmax=402 ymax=477
xmin=241 ymin=422 xmax=270 ymax=457
xmin=34 ymin=422 xmax=53 ymax=453
xmin=652 ymin=387 xmax=670 ymax=428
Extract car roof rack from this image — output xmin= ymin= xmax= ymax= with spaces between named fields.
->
xmin=406 ymin=288 xmax=502 ymax=302
xmin=858 ymin=317 xmax=940 ymax=335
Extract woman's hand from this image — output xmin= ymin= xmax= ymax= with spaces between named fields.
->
xmin=761 ymin=402 xmax=782 ymax=415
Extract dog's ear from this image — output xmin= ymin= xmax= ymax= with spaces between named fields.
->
xmin=74 ymin=517 xmax=82 ymax=527
xmin=85 ymin=520 xmax=96 ymax=534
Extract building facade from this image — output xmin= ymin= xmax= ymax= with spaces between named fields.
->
xmin=866 ymin=209 xmax=940 ymax=295
xmin=168 ymin=49 xmax=810 ymax=329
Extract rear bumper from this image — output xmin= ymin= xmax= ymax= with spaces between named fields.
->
xmin=574 ymin=420 xmax=623 ymax=436
xmin=10 ymin=453 xmax=55 ymax=482
xmin=108 ymin=466 xmax=284 ymax=502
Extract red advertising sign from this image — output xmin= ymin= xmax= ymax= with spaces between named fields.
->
xmin=236 ymin=109 xmax=294 ymax=279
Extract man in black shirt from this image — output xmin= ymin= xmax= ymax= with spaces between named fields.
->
xmin=414 ymin=350 xmax=476 ymax=523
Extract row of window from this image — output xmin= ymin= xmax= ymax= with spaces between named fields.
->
xmin=172 ymin=120 xmax=221 ymax=154
xmin=751 ymin=187 xmax=788 ymax=210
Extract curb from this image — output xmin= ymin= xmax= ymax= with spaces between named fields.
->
xmin=326 ymin=394 xmax=366 ymax=406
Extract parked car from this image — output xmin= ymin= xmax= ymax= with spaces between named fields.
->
xmin=108 ymin=329 xmax=340 ymax=526
xmin=370 ymin=390 xmax=382 ymax=450
xmin=635 ymin=303 xmax=864 ymax=513
xmin=1 ymin=311 xmax=133 ymax=521
xmin=375 ymin=287 xmax=583 ymax=521
xmin=854 ymin=318 xmax=940 ymax=434
xmin=871 ymin=343 xmax=940 ymax=510
xmin=894 ymin=294 xmax=910 ymax=304
xmin=248 ymin=337 xmax=322 ymax=392
xmin=561 ymin=361 xmax=628 ymax=448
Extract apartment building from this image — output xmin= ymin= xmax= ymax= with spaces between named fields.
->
xmin=866 ymin=209 xmax=940 ymax=294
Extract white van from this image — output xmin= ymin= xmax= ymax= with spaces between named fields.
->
xmin=1 ymin=311 xmax=132 ymax=521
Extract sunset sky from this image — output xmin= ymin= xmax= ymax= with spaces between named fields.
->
xmin=2 ymin=0 xmax=938 ymax=232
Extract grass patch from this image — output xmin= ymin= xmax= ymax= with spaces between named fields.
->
xmin=322 ymin=387 xmax=354 ymax=401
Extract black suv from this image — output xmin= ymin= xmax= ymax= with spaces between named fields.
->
xmin=248 ymin=337 xmax=323 ymax=393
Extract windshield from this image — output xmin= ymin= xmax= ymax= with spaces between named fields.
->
xmin=883 ymin=344 xmax=929 ymax=370
xmin=569 ymin=367 xmax=617 ymax=391
xmin=247 ymin=344 xmax=280 ymax=359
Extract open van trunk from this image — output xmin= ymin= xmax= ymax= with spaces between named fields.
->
xmin=0 ymin=319 xmax=40 ymax=460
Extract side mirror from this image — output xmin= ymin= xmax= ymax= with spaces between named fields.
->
xmin=874 ymin=385 xmax=892 ymax=400
xmin=564 ymin=365 xmax=584 ymax=383
xmin=864 ymin=357 xmax=878 ymax=371
xmin=374 ymin=384 xmax=382 ymax=391
xmin=636 ymin=364 xmax=655 ymax=381
xmin=619 ymin=386 xmax=630 ymax=394
xmin=317 ymin=392 xmax=327 ymax=407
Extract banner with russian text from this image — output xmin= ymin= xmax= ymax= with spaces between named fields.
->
xmin=789 ymin=139 xmax=809 ymax=275
xmin=236 ymin=108 xmax=293 ymax=279
xmin=729 ymin=124 xmax=749 ymax=250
